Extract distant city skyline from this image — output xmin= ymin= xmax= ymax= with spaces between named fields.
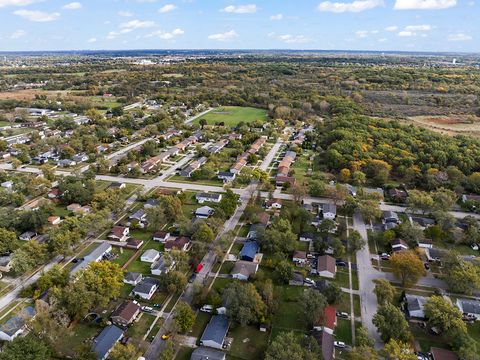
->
xmin=0 ymin=0 xmax=477 ymax=52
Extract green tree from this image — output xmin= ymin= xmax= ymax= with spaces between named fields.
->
xmin=373 ymin=303 xmax=412 ymax=343
xmin=348 ymin=346 xmax=379 ymax=360
xmin=300 ymin=288 xmax=327 ymax=327
xmin=274 ymin=260 xmax=294 ymax=284
xmin=223 ymin=282 xmax=266 ymax=326
xmin=356 ymin=326 xmax=375 ymax=348
xmin=443 ymin=258 xmax=480 ymax=295
xmin=423 ymin=295 xmax=467 ymax=337
xmin=347 ymin=230 xmax=366 ymax=253
xmin=265 ymin=332 xmax=320 ymax=360
xmin=382 ymin=339 xmax=417 ymax=360
xmin=193 ymin=223 xmax=215 ymax=243
xmin=11 ymin=242 xmax=48 ymax=274
xmin=109 ymin=343 xmax=139 ymax=360
xmin=406 ymin=190 xmax=434 ymax=214
xmin=160 ymin=271 xmax=187 ymax=294
xmin=390 ymin=250 xmax=425 ymax=287
xmin=324 ymin=282 xmax=344 ymax=305
xmin=373 ymin=278 xmax=396 ymax=306
xmin=0 ymin=227 xmax=18 ymax=254
xmin=0 ymin=335 xmax=51 ymax=360
xmin=174 ymin=301 xmax=195 ymax=333
xmin=145 ymin=205 xmax=166 ymax=231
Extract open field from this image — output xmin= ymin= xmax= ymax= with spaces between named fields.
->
xmin=194 ymin=106 xmax=268 ymax=126
xmin=0 ymin=89 xmax=68 ymax=100
xmin=405 ymin=115 xmax=480 ymax=137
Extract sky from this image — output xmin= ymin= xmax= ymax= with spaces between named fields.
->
xmin=0 ymin=0 xmax=477 ymax=52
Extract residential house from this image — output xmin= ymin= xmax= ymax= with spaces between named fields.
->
xmin=383 ymin=211 xmax=399 ymax=224
xmin=129 ymin=209 xmax=147 ymax=223
xmin=293 ymin=250 xmax=307 ymax=265
xmin=132 ymin=277 xmax=159 ymax=300
xmin=71 ymin=242 xmax=112 ymax=276
xmin=363 ymin=187 xmax=385 ymax=198
xmin=246 ymin=224 xmax=265 ymax=240
xmin=0 ymin=306 xmax=36 ymax=342
xmin=230 ymin=158 xmax=247 ymax=174
xmin=217 ymin=171 xmax=236 ymax=183
xmin=48 ymin=188 xmax=60 ymax=199
xmin=430 ymin=348 xmax=458 ymax=360
xmin=144 ymin=198 xmax=160 ymax=208
xmin=196 ymin=192 xmax=223 ymax=204
xmin=126 ymin=238 xmax=144 ymax=250
xmin=404 ymin=294 xmax=428 ymax=319
xmin=0 ymin=255 xmax=12 ymax=273
xmin=425 ymin=248 xmax=447 ymax=263
xmin=231 ymin=261 xmax=259 ymax=281
xmin=151 ymin=255 xmax=175 ymax=276
xmin=141 ymin=249 xmax=160 ymax=263
xmin=72 ymin=153 xmax=88 ymax=162
xmin=391 ymin=239 xmax=409 ymax=252
xmin=180 ymin=157 xmax=207 ymax=177
xmin=275 ymin=175 xmax=296 ymax=187
xmin=153 ymin=231 xmax=170 ymax=243
xmin=58 ymin=159 xmax=77 ymax=167
xmin=164 ymin=236 xmax=191 ymax=252
xmin=240 ymin=241 xmax=259 ymax=262
xmin=92 ymin=325 xmax=124 ymax=360
xmin=199 ymin=315 xmax=229 ymax=350
xmin=190 ymin=347 xmax=226 ymax=360
xmin=264 ymin=199 xmax=282 ymax=210
xmin=111 ymin=301 xmax=140 ymax=327
xmin=317 ymin=255 xmax=336 ymax=278
xmin=124 ymin=272 xmax=143 ymax=286
xmin=299 ymin=233 xmax=314 ymax=242
xmin=48 ymin=216 xmax=61 ymax=225
xmin=410 ymin=216 xmax=436 ymax=230
xmin=195 ymin=206 xmax=215 ymax=219
xmin=1 ymin=181 xmax=13 ymax=190
xmin=418 ymin=238 xmax=433 ymax=249
xmin=388 ymin=188 xmax=407 ymax=202
xmin=456 ymin=299 xmax=480 ymax=320
xmin=461 ymin=194 xmax=480 ymax=203
xmin=109 ymin=182 xmax=126 ymax=190
xmin=209 ymin=140 xmax=228 ymax=154
xmin=19 ymin=231 xmax=37 ymax=241
xmin=322 ymin=306 xmax=336 ymax=334
xmin=108 ymin=226 xmax=130 ymax=242
xmin=67 ymin=203 xmax=81 ymax=212
xmin=322 ymin=204 xmax=337 ymax=220
xmin=289 ymin=271 xmax=305 ymax=286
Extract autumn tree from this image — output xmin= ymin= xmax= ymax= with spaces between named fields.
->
xmin=373 ymin=278 xmax=396 ymax=306
xmin=382 ymin=339 xmax=417 ymax=360
xmin=390 ymin=250 xmax=425 ymax=287
xmin=0 ymin=227 xmax=18 ymax=254
xmin=109 ymin=343 xmax=139 ymax=360
xmin=223 ymin=281 xmax=266 ymax=326
xmin=174 ymin=301 xmax=195 ymax=333
xmin=423 ymin=296 xmax=467 ymax=337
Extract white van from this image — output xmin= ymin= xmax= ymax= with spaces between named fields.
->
xmin=200 ymin=305 xmax=213 ymax=313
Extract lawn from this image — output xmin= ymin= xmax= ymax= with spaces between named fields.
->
xmin=334 ymin=268 xmax=350 ymax=289
xmin=112 ymin=248 xmax=135 ymax=267
xmin=272 ymin=285 xmax=308 ymax=332
xmin=228 ymin=325 xmax=269 ymax=360
xmin=191 ymin=311 xmax=211 ymax=338
xmin=126 ymin=258 xmax=152 ymax=274
xmin=335 ymin=318 xmax=353 ymax=345
xmin=127 ymin=313 xmax=156 ymax=343
xmin=175 ymin=347 xmax=194 ymax=360
xmin=57 ymin=322 xmax=103 ymax=356
xmin=193 ymin=106 xmax=268 ymax=126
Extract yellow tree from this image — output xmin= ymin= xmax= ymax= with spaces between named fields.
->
xmin=390 ymin=250 xmax=425 ymax=287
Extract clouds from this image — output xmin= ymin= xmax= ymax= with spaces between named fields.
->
xmin=158 ymin=4 xmax=177 ymax=13
xmin=14 ymin=9 xmax=60 ymax=22
xmin=448 ymin=33 xmax=472 ymax=41
xmin=317 ymin=0 xmax=384 ymax=13
xmin=208 ymin=30 xmax=238 ymax=41
xmin=147 ymin=28 xmax=184 ymax=40
xmin=397 ymin=24 xmax=432 ymax=36
xmin=62 ymin=2 xmax=82 ymax=10
xmin=223 ymin=4 xmax=257 ymax=14
xmin=394 ymin=0 xmax=457 ymax=9
xmin=270 ymin=13 xmax=283 ymax=20
xmin=120 ymin=19 xmax=155 ymax=32
xmin=0 ymin=0 xmax=40 ymax=7
xmin=10 ymin=29 xmax=26 ymax=39
xmin=87 ymin=37 xmax=97 ymax=43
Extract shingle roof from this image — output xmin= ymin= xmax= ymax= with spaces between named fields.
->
xmin=200 ymin=315 xmax=229 ymax=346
xmin=111 ymin=301 xmax=140 ymax=323
xmin=317 ymin=255 xmax=336 ymax=274
xmin=0 ymin=306 xmax=35 ymax=336
xmin=190 ymin=347 xmax=226 ymax=360
xmin=240 ymin=241 xmax=259 ymax=260
xmin=92 ymin=325 xmax=123 ymax=359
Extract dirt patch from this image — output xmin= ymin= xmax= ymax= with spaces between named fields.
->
xmin=404 ymin=115 xmax=480 ymax=138
xmin=0 ymin=89 xmax=71 ymax=101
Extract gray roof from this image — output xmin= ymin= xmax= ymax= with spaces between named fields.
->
xmin=141 ymin=249 xmax=160 ymax=262
xmin=405 ymin=294 xmax=427 ymax=312
xmin=196 ymin=192 xmax=222 ymax=201
xmin=322 ymin=203 xmax=336 ymax=215
xmin=124 ymin=272 xmax=142 ymax=283
xmin=191 ymin=347 xmax=226 ymax=360
xmin=195 ymin=206 xmax=215 ymax=216
xmin=200 ymin=315 xmax=229 ymax=346
xmin=0 ymin=306 xmax=35 ymax=336
xmin=458 ymin=299 xmax=480 ymax=315
xmin=92 ymin=325 xmax=123 ymax=359
xmin=133 ymin=277 xmax=159 ymax=295
xmin=70 ymin=242 xmax=111 ymax=275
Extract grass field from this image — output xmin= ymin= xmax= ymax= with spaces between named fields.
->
xmin=194 ymin=106 xmax=268 ymax=126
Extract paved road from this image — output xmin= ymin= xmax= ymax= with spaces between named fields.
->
xmin=183 ymin=108 xmax=213 ymax=124
xmin=353 ymin=211 xmax=383 ymax=349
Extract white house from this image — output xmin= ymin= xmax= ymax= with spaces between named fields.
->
xmin=153 ymin=231 xmax=170 ymax=243
xmin=391 ymin=239 xmax=409 ymax=252
xmin=0 ymin=306 xmax=35 ymax=342
xmin=131 ymin=278 xmax=158 ymax=300
xmin=293 ymin=250 xmax=307 ymax=265
xmin=230 ymin=261 xmax=258 ymax=281
xmin=124 ymin=272 xmax=143 ymax=286
xmin=316 ymin=255 xmax=336 ymax=278
xmin=457 ymin=298 xmax=480 ymax=320
xmin=141 ymin=249 xmax=160 ymax=263
xmin=405 ymin=294 xmax=427 ymax=319
xmin=196 ymin=192 xmax=223 ymax=204
xmin=322 ymin=204 xmax=337 ymax=220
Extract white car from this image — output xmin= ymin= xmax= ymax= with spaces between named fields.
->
xmin=141 ymin=306 xmax=153 ymax=312
xmin=471 ymin=243 xmax=479 ymax=251
xmin=334 ymin=341 xmax=346 ymax=348
xmin=304 ymin=278 xmax=315 ymax=286
xmin=200 ymin=305 xmax=214 ymax=313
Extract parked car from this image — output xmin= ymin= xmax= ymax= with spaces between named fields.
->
xmin=141 ymin=306 xmax=154 ymax=312
xmin=161 ymin=332 xmax=171 ymax=340
xmin=336 ymin=260 xmax=347 ymax=267
xmin=304 ymin=278 xmax=315 ymax=286
xmin=334 ymin=341 xmax=346 ymax=348
xmin=424 ymin=262 xmax=430 ymax=270
xmin=337 ymin=312 xmax=349 ymax=319
xmin=381 ymin=253 xmax=390 ymax=260
xmin=200 ymin=305 xmax=214 ymax=313
xmin=471 ymin=243 xmax=479 ymax=251
xmin=188 ymin=273 xmax=197 ymax=283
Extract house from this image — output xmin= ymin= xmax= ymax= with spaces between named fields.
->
xmin=67 ymin=203 xmax=81 ymax=212
xmin=404 ymin=294 xmax=427 ymax=319
xmin=322 ymin=204 xmax=337 ymax=220
xmin=246 ymin=224 xmax=265 ymax=240
xmin=164 ymin=236 xmax=191 ymax=252
xmin=388 ymin=188 xmax=407 ymax=202
xmin=129 ymin=209 xmax=147 ymax=222
xmin=144 ymin=198 xmax=160 ymax=208
xmin=19 ymin=231 xmax=37 ymax=241
xmin=195 ymin=206 xmax=215 ymax=219
xmin=346 ymin=184 xmax=357 ymax=197
xmin=456 ymin=298 xmax=480 ymax=320
xmin=126 ymin=238 xmax=144 ymax=250
xmin=151 ymin=255 xmax=175 ymax=276
xmin=132 ymin=277 xmax=159 ymax=300
xmin=153 ymin=231 xmax=170 ymax=243
xmin=111 ymin=301 xmax=140 ymax=327
xmin=217 ymin=171 xmax=236 ymax=183
xmin=199 ymin=315 xmax=229 ymax=350
xmin=231 ymin=260 xmax=259 ymax=280
xmin=109 ymin=182 xmax=126 ymax=190
xmin=289 ymin=271 xmax=305 ymax=286
xmin=240 ymin=241 xmax=259 ymax=262
xmin=363 ymin=187 xmax=385 ymax=198
xmin=190 ymin=347 xmax=226 ymax=360
xmin=48 ymin=188 xmax=60 ymax=199
xmin=430 ymin=348 xmax=458 ymax=360
xmin=196 ymin=192 xmax=223 ymax=204
xmin=418 ymin=238 xmax=433 ymax=249
xmin=141 ymin=249 xmax=160 ymax=263
xmin=311 ymin=329 xmax=334 ymax=360
xmin=180 ymin=157 xmax=207 ymax=177
xmin=48 ymin=216 xmax=61 ymax=225
xmin=92 ymin=325 xmax=124 ymax=360
xmin=58 ymin=159 xmax=77 ymax=167
xmin=108 ymin=226 xmax=130 ymax=242
xmin=0 ymin=255 xmax=13 ymax=273
xmin=317 ymin=255 xmax=336 ymax=278
xmin=391 ymin=239 xmax=409 ymax=252
xmin=425 ymin=248 xmax=447 ymax=263
xmin=461 ymin=194 xmax=480 ymax=203
xmin=264 ymin=199 xmax=282 ymax=210
xmin=0 ymin=306 xmax=36 ymax=342
xmin=322 ymin=305 xmax=337 ymax=334
xmin=383 ymin=211 xmax=399 ymax=224
xmin=74 ymin=205 xmax=92 ymax=216
xmin=299 ymin=233 xmax=314 ymax=242
xmin=275 ymin=175 xmax=296 ymax=187
xmin=293 ymin=250 xmax=307 ymax=265
xmin=72 ymin=153 xmax=89 ymax=162
xmin=1 ymin=181 xmax=13 ymax=190
xmin=124 ymin=272 xmax=143 ymax=286
xmin=410 ymin=216 xmax=436 ymax=230
xmin=71 ymin=242 xmax=112 ymax=276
